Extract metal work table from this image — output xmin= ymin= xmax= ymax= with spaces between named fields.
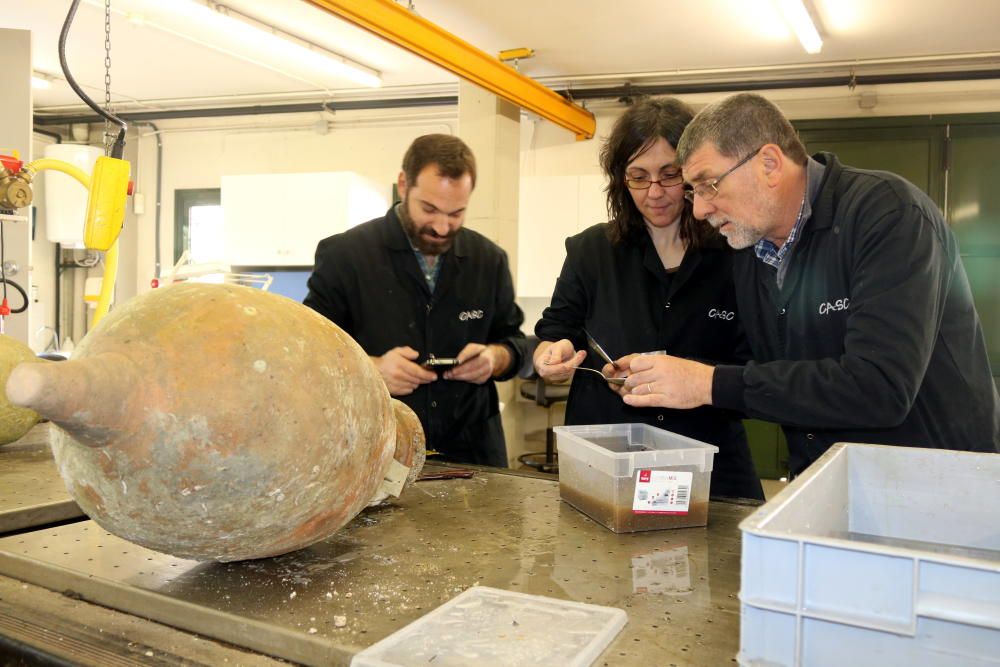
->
xmin=0 ymin=423 xmax=83 ymax=534
xmin=0 ymin=463 xmax=755 ymax=666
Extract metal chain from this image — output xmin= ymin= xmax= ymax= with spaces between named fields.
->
xmin=103 ymin=0 xmax=113 ymax=155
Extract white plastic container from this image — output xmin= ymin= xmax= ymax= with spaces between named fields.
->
xmin=42 ymin=143 xmax=102 ymax=248
xmin=351 ymin=586 xmax=626 ymax=667
xmin=739 ymin=443 xmax=1000 ymax=667
xmin=554 ymin=423 xmax=718 ymax=533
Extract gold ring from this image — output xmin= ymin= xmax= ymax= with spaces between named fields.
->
xmin=647 ymin=383 xmax=654 ymax=394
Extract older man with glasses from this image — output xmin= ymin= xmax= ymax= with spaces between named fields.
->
xmin=617 ymin=92 xmax=999 ymax=475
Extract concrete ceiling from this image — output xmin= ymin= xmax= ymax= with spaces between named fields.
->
xmin=7 ymin=0 xmax=1000 ymax=114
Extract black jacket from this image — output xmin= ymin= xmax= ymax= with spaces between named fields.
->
xmin=714 ymin=153 xmax=1000 ymax=474
xmin=304 ymin=207 xmax=526 ymax=467
xmin=536 ymin=222 xmax=763 ymax=499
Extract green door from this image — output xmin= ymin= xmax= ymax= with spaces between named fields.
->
xmin=797 ymin=123 xmax=946 ymax=204
xmin=947 ymin=124 xmax=1000 ymax=381
xmin=745 ymin=122 xmax=952 ymax=479
xmin=731 ymin=117 xmax=998 ymax=479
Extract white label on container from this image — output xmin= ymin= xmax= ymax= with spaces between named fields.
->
xmin=632 ymin=469 xmax=693 ymax=514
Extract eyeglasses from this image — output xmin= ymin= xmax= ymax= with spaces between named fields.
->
xmin=625 ymin=171 xmax=684 ymax=190
xmin=683 ymin=146 xmax=762 ymax=202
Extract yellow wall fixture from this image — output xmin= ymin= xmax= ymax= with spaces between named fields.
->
xmin=83 ymin=156 xmax=130 ymax=252
xmin=305 ymin=0 xmax=595 ymax=140
xmin=24 ymin=157 xmax=119 ymax=329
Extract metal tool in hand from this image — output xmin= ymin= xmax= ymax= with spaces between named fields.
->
xmin=583 ymin=328 xmax=620 ymax=371
xmin=573 ymin=366 xmax=626 ymax=386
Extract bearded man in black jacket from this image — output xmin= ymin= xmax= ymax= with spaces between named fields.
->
xmin=305 ymin=134 xmax=525 ymax=467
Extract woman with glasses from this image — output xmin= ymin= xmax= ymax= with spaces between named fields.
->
xmin=533 ymin=97 xmax=763 ymax=500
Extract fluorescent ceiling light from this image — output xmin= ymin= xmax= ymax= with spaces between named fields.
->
xmin=109 ymin=0 xmax=381 ymax=88
xmin=173 ymin=0 xmax=381 ymax=87
xmin=32 ymin=73 xmax=53 ymax=90
xmin=775 ymin=0 xmax=823 ymax=54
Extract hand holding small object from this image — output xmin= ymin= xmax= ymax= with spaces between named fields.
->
xmin=534 ymin=339 xmax=585 ymax=382
xmin=374 ymin=346 xmax=437 ymax=396
xmin=621 ymin=353 xmax=714 ymax=409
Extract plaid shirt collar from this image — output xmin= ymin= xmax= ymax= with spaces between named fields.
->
xmin=412 ymin=246 xmax=443 ymax=291
xmin=753 ymin=157 xmax=826 ymax=271
xmin=753 ymin=195 xmax=806 ymax=270
xmin=397 ymin=204 xmax=444 ymax=291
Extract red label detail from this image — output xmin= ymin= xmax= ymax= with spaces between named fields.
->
xmin=0 ymin=155 xmax=24 ymax=173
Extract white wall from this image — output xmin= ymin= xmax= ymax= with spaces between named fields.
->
xmin=114 ymin=78 xmax=1000 ymax=304
xmin=29 ymin=134 xmax=58 ymax=349
xmin=130 ymin=108 xmax=456 ymax=292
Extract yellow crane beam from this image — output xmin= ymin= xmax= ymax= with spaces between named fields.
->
xmin=304 ymin=0 xmax=595 ymax=140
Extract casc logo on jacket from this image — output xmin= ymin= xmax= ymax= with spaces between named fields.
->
xmin=459 ymin=309 xmax=484 ymax=321
xmin=818 ymin=298 xmax=850 ymax=315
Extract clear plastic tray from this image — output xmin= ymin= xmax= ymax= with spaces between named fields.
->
xmin=351 ymin=586 xmax=627 ymax=667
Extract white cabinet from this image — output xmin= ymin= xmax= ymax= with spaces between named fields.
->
xmin=517 ymin=174 xmax=606 ymax=297
xmin=222 ymin=172 xmax=388 ymax=266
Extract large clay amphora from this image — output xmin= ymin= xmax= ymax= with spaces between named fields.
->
xmin=6 ymin=283 xmax=424 ymax=561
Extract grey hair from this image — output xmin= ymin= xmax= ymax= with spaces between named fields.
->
xmin=676 ymin=93 xmax=808 ymax=167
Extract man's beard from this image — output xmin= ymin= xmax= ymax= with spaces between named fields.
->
xmin=708 ymin=183 xmax=776 ymax=250
xmin=399 ymin=197 xmax=458 ymax=256
xmin=709 ymin=215 xmax=763 ymax=250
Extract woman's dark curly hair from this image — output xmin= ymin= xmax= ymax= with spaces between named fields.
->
xmin=600 ymin=97 xmax=716 ymax=248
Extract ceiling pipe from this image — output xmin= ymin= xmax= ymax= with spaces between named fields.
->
xmin=561 ymin=68 xmax=1000 ymax=101
xmin=32 ymin=68 xmax=1000 ymax=126
xmin=133 ymin=122 xmax=163 ymax=276
xmin=32 ymin=127 xmax=64 ymax=143
xmin=534 ymin=52 xmax=1000 ymax=87
xmin=34 ymin=82 xmax=454 ymax=114
xmin=33 ymin=96 xmax=458 ymax=125
xmin=134 ymin=110 xmax=457 ymax=135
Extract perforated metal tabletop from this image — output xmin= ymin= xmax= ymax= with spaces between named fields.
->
xmin=0 ymin=423 xmax=83 ymax=534
xmin=0 ymin=465 xmax=754 ymax=666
